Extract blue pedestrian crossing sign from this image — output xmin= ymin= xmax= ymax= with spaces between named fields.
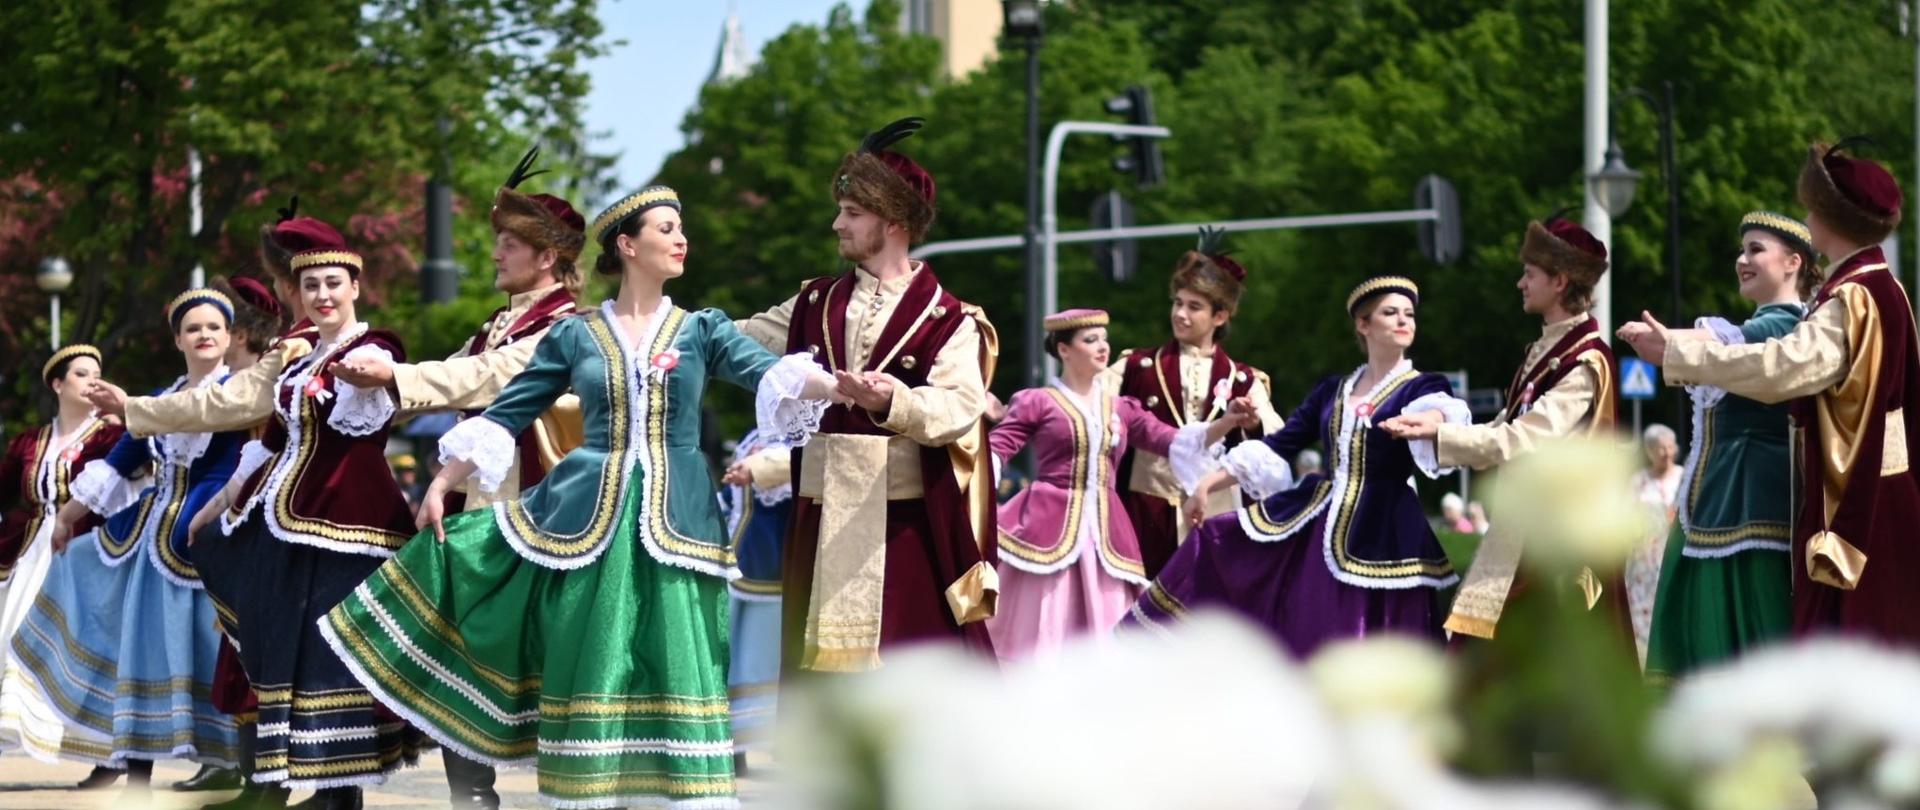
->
xmin=1620 ymin=357 xmax=1659 ymax=400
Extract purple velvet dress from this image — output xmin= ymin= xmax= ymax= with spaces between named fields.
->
xmin=1128 ymin=362 xmax=1464 ymax=657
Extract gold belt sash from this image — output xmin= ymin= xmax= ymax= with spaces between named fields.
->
xmin=795 ymin=433 xmax=912 ymax=672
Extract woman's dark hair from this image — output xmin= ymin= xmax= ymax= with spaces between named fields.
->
xmin=593 ymin=215 xmax=646 ymax=277
xmin=1043 ymin=326 xmax=1090 ymax=361
xmin=44 ymin=355 xmax=88 ymax=387
xmin=210 ymin=277 xmax=282 ymax=355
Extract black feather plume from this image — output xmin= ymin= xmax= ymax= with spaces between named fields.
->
xmin=1196 ymin=225 xmax=1230 ymax=256
xmin=860 ymin=117 xmax=925 ymax=154
xmin=1827 ymin=134 xmax=1877 ymax=160
xmin=275 ymin=195 xmax=300 ymax=223
xmin=505 ymin=145 xmax=549 ymax=190
xmin=1542 ymin=205 xmax=1578 ymax=225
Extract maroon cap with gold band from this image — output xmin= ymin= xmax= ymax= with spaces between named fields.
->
xmin=275 ymin=217 xmax=362 ymax=278
xmin=1799 ymin=136 xmax=1904 ymax=246
xmin=1044 ymin=308 xmax=1109 ymax=333
xmin=834 ymin=117 xmax=937 ymax=242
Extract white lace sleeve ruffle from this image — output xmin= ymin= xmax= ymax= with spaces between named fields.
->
xmin=755 ymin=353 xmax=830 ymax=448
xmin=328 ymin=345 xmax=398 ymax=437
xmin=160 ymin=430 xmax=214 ymax=468
xmin=1687 ymin=316 xmax=1745 ymax=409
xmin=1221 ymin=440 xmax=1294 ymax=500
xmin=70 ymin=459 xmax=144 ymax=517
xmin=437 ymin=416 xmax=518 ymax=495
xmin=1168 ymin=422 xmax=1224 ymax=495
xmin=1403 ymin=392 xmax=1474 ymax=478
xmin=232 ymin=441 xmax=274 ymax=485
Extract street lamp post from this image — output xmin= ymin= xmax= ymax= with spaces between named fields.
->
xmin=1591 ymin=80 xmax=1684 ymax=432
xmin=37 ymin=256 xmax=73 ymax=351
xmin=1003 ymin=0 xmax=1044 ymax=391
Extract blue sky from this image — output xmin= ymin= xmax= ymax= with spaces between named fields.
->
xmin=583 ymin=0 xmax=852 ymax=195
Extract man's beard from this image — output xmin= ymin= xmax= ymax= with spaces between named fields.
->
xmin=838 ymin=228 xmax=885 ymax=263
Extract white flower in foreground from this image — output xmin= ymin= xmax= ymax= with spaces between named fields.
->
xmin=1657 ymin=638 xmax=1920 ymax=807
xmin=776 ymin=611 xmax=1330 ymax=810
xmin=1309 ymin=635 xmax=1458 ymax=755
xmin=1484 ymin=437 xmax=1651 ymax=572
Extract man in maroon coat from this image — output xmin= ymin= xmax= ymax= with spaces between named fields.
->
xmin=736 ymin=118 xmax=1000 ymax=672
xmin=1625 ymin=136 xmax=1920 ymax=647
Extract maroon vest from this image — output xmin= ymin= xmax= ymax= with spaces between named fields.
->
xmin=1790 ymin=248 xmax=1920 ymax=640
xmin=1116 ymin=340 xmax=1260 ymax=432
xmin=783 ymin=265 xmax=997 ymax=568
xmin=1500 ymin=316 xmax=1617 ymax=429
xmin=462 ymin=288 xmax=577 ymax=490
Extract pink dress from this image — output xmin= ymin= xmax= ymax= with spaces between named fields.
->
xmin=986 ymin=383 xmax=1186 ymax=662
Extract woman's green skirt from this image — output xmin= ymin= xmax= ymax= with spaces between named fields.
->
xmin=320 ymin=482 xmax=736 ymax=809
xmin=1644 ymin=521 xmax=1792 ymax=683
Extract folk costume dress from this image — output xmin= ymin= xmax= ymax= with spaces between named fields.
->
xmin=192 ymin=322 xmax=421 ymax=790
xmin=0 ymin=414 xmax=122 ymax=659
xmin=721 ymin=429 xmax=793 ymax=752
xmin=321 ymin=300 xmax=827 ymax=809
xmin=2 ymin=371 xmax=244 ymax=767
xmin=985 ymin=382 xmax=1211 ymax=661
xmin=1645 ymin=303 xmax=1803 ymax=679
xmin=1130 ymin=361 xmax=1467 ymax=656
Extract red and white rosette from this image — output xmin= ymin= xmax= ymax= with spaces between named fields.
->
xmin=647 ymin=348 xmax=682 ymax=383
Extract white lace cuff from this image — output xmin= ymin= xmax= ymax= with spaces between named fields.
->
xmin=438 ymin=416 xmax=518 ymax=494
xmin=1222 ymin=440 xmax=1294 ymax=500
xmin=1168 ymin=422 xmax=1223 ymax=495
xmin=328 ymin=346 xmax=398 ymax=437
xmin=1402 ymin=392 xmax=1473 ymax=478
xmin=233 ymin=441 xmax=274 ymax=484
xmin=1686 ymin=316 xmax=1744 ymax=408
xmin=755 ymin=353 xmax=830 ymax=448
xmin=160 ymin=430 xmax=214 ymax=468
xmin=70 ymin=459 xmax=144 ymax=517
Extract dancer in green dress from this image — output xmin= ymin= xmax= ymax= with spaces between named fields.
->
xmin=320 ymin=186 xmax=836 ymax=809
xmin=1643 ymin=211 xmax=1820 ymax=680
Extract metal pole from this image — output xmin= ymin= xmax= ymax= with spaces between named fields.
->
xmin=1658 ymin=81 xmax=1686 ymax=439
xmin=1583 ymin=0 xmax=1614 ymax=337
xmin=49 ymin=294 xmax=61 ymax=351
xmin=189 ymin=145 xmax=205 ymax=289
xmin=1040 ymin=121 xmax=1172 ymax=354
xmin=914 ymin=208 xmax=1438 ymax=260
xmin=1022 ymin=36 xmax=1043 ymax=391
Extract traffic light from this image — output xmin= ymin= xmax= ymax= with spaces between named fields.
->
xmin=1104 ymin=85 xmax=1164 ymax=188
xmin=1089 ymin=190 xmax=1138 ymax=283
xmin=1415 ymin=174 xmax=1462 ymax=265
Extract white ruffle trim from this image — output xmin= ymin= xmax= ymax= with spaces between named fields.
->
xmin=753 ymin=353 xmax=829 ymax=448
xmin=1401 ymin=392 xmax=1473 ymax=479
xmin=327 ymin=346 xmax=397 ymax=437
xmin=1685 ymin=316 xmax=1746 ymax=410
xmin=437 ymin=417 xmax=518 ymax=495
xmin=156 ymin=368 xmax=225 ymax=468
xmin=1167 ymin=422 xmax=1222 ymax=495
xmin=1221 ymin=440 xmax=1294 ymax=500
xmin=232 ymin=441 xmax=274 ymax=488
xmin=69 ymin=459 xmax=143 ymax=517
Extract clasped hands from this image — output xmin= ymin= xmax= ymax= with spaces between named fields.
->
xmin=832 ymin=370 xmax=894 ymax=413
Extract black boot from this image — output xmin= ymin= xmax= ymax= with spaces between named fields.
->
xmin=175 ymin=763 xmax=245 ymax=792
xmin=76 ymin=764 xmax=125 ymax=790
xmin=287 ymin=786 xmax=362 ymax=810
xmin=444 ymin=752 xmax=501 ymax=809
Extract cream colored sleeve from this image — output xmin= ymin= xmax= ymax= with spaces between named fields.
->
xmin=733 ymin=294 xmax=798 ymax=354
xmin=741 ymin=446 xmax=793 ymax=491
xmin=1663 ymin=298 xmax=1850 ymax=404
xmin=1435 ymin=364 xmax=1598 ymax=470
xmin=877 ymin=316 xmax=987 ymax=447
xmin=124 ymin=342 xmax=298 ymax=437
xmin=391 ymin=330 xmax=545 ymax=413
xmin=1246 ymin=372 xmax=1285 ymax=434
xmin=1098 ymin=354 xmax=1129 ymax=396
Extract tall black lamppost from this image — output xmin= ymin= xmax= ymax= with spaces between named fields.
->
xmin=1592 ymin=80 xmax=1683 ymax=430
xmin=1003 ymin=0 xmax=1044 ymax=390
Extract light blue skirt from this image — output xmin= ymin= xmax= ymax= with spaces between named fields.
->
xmin=726 ymin=590 xmax=781 ymax=751
xmin=1 ymin=530 xmax=238 ymax=765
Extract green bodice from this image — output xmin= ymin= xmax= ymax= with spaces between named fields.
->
xmin=479 ymin=302 xmax=781 ymax=576
xmin=1678 ymin=303 xmax=1802 ymax=557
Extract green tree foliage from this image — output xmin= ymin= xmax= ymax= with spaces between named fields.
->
xmin=664 ymin=0 xmax=1912 ymax=443
xmin=0 ymin=0 xmax=608 ymax=431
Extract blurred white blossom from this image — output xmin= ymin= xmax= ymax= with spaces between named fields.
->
xmin=1485 ymin=437 xmax=1654 ymax=573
